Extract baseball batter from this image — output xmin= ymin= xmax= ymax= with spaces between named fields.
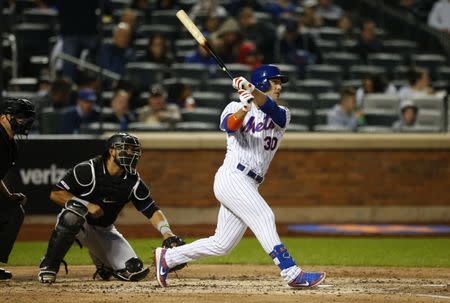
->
xmin=155 ymin=65 xmax=326 ymax=288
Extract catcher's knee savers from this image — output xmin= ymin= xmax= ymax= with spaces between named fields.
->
xmin=38 ymin=199 xmax=88 ymax=283
xmin=93 ymin=257 xmax=149 ymax=282
xmin=115 ymin=257 xmax=149 ymax=281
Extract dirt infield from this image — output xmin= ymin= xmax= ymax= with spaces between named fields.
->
xmin=1 ymin=265 xmax=449 ymax=303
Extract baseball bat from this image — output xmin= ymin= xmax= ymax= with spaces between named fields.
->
xmin=176 ymin=10 xmax=234 ymax=80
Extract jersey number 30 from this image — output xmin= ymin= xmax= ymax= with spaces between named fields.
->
xmin=263 ymin=136 xmax=278 ymax=151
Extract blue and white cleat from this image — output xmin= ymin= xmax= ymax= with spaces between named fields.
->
xmin=289 ymin=271 xmax=326 ymax=288
xmin=154 ymin=247 xmax=169 ymax=287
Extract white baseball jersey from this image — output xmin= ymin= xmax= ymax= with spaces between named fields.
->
xmin=164 ymin=99 xmax=301 ymax=284
xmin=220 ymin=101 xmax=291 ymax=176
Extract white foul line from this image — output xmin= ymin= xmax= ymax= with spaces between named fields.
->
xmin=417 ymin=294 xmax=450 ymax=300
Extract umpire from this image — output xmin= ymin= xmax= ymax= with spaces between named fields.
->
xmin=0 ymin=98 xmax=35 ymax=280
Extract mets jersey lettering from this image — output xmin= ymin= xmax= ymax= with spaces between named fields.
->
xmin=220 ymin=101 xmax=290 ymax=176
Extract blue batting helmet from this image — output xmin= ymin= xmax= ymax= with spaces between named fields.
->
xmin=251 ymin=64 xmax=288 ymax=92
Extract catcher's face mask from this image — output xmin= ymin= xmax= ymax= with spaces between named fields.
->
xmin=112 ymin=141 xmax=142 ymax=175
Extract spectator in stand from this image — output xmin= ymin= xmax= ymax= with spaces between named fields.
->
xmin=356 ymin=73 xmax=397 ymax=108
xmin=228 ymin=0 xmax=265 ymax=16
xmin=185 ymin=43 xmax=217 ymax=66
xmin=103 ymin=90 xmax=136 ymax=131
xmin=237 ymin=6 xmax=277 ymax=63
xmin=57 ymin=0 xmax=101 ymax=81
xmin=34 ymin=77 xmax=72 ymax=132
xmin=136 ymin=33 xmax=174 ymax=67
xmin=427 ymin=0 xmax=450 ymax=33
xmin=279 ymin=20 xmax=323 ymax=78
xmin=352 ymin=19 xmax=383 ymax=63
xmin=398 ymin=68 xmax=434 ymax=100
xmin=185 ymin=37 xmax=218 ymax=78
xmin=35 ymin=77 xmax=72 ymax=112
xmin=337 ymin=14 xmax=355 ymax=40
xmin=315 ymin=0 xmax=344 ymax=25
xmin=61 ymin=89 xmax=100 ymax=134
xmin=131 ymin=0 xmax=149 ymax=11
xmin=166 ymin=82 xmax=196 ymax=110
xmin=212 ymin=18 xmax=243 ymax=63
xmin=77 ymin=70 xmax=100 ymax=94
xmin=237 ymin=41 xmax=263 ymax=69
xmin=189 ymin=0 xmax=228 ymax=22
xmin=97 ymin=22 xmax=136 ymax=88
xmin=327 ymin=87 xmax=364 ymax=131
xmin=155 ymin=0 xmax=179 ymax=10
xmin=36 ymin=74 xmax=52 ymax=98
xmin=120 ymin=8 xmax=141 ymax=44
xmin=300 ymin=1 xmax=323 ymax=30
xmin=265 ymin=0 xmax=297 ymax=20
xmin=203 ymin=14 xmax=220 ymax=36
xmin=392 ymin=99 xmax=419 ymax=131
xmin=137 ymin=84 xmax=181 ymax=127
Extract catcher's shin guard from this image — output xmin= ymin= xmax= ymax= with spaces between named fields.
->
xmin=38 ymin=200 xmax=87 ymax=283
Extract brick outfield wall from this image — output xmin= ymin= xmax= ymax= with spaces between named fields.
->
xmin=136 ymin=149 xmax=450 ymax=207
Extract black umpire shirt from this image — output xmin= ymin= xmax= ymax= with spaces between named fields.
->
xmin=54 ymin=157 xmax=159 ymax=227
xmin=0 ymin=123 xmax=18 ymax=209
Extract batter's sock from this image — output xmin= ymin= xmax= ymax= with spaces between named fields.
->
xmin=269 ymin=244 xmax=301 ymax=283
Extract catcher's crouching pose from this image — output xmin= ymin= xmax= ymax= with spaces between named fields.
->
xmin=38 ymin=132 xmax=185 ymax=283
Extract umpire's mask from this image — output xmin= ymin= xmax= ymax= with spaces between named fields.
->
xmin=107 ymin=133 xmax=142 ymax=175
xmin=0 ymin=98 xmax=35 ymax=135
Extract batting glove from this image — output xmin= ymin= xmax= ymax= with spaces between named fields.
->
xmin=232 ymin=76 xmax=255 ymax=93
xmin=238 ymin=89 xmax=253 ymax=112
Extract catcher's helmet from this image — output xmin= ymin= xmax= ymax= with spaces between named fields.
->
xmin=106 ymin=132 xmax=142 ymax=175
xmin=0 ymin=98 xmax=35 ymax=135
xmin=250 ymin=64 xmax=288 ymax=92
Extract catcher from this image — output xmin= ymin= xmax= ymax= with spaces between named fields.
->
xmin=38 ymin=132 xmax=185 ymax=283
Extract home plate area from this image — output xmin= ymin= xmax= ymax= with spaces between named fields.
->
xmin=1 ymin=265 xmax=449 ymax=303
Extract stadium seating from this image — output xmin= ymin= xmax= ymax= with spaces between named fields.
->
xmin=364 ymin=109 xmax=398 ymax=127
xmin=8 ymin=77 xmax=37 ymax=92
xmin=181 ymin=108 xmax=221 ymax=124
xmin=349 ymin=65 xmax=386 ymax=80
xmin=150 ymin=10 xmax=180 ymax=27
xmin=40 ymin=107 xmax=65 ymax=134
xmin=207 ymin=78 xmax=236 ymax=95
xmin=368 ymin=53 xmax=403 ymax=69
xmin=289 ymin=109 xmax=311 ymax=126
xmin=306 ymin=65 xmax=343 ymax=86
xmin=174 ymin=121 xmax=218 ymax=131
xmin=317 ymin=92 xmax=341 ymax=109
xmin=280 ymin=92 xmax=313 ymax=110
xmin=363 ymin=94 xmax=400 ymax=113
xmin=137 ymin=24 xmax=178 ymax=41
xmin=383 ymin=39 xmax=417 ymax=54
xmin=170 ymin=63 xmax=209 ymax=83
xmin=125 ymin=62 xmax=166 ymax=90
xmin=192 ymin=91 xmax=228 ymax=109
xmin=162 ymin=77 xmax=202 ymax=91
xmin=128 ymin=122 xmax=171 ymax=131
xmin=296 ymin=79 xmax=335 ymax=95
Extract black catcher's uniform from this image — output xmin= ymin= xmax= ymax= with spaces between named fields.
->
xmin=39 ymin=133 xmax=157 ymax=283
xmin=55 ymin=156 xmax=159 ymax=226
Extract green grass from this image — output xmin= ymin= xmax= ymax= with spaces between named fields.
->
xmin=8 ymin=237 xmax=450 ymax=267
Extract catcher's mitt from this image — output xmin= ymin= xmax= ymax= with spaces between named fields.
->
xmin=162 ymin=236 xmax=187 ymax=272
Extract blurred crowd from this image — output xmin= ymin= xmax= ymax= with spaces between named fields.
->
xmin=1 ymin=0 xmax=449 ymax=133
